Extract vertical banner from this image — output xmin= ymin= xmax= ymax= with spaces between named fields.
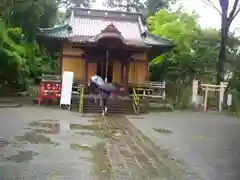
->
xmin=60 ymin=71 xmax=74 ymax=107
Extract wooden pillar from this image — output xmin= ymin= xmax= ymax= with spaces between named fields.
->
xmin=121 ymin=61 xmax=124 ymax=84
xmin=124 ymin=62 xmax=129 ymax=92
xmin=145 ymin=61 xmax=149 ymax=81
xmin=84 ymin=57 xmax=88 ymax=88
xmin=105 ymin=50 xmax=109 ymax=82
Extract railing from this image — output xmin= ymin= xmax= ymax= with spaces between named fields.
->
xmin=132 ymin=88 xmax=140 ymax=114
xmin=78 ymin=87 xmax=84 ymax=113
xmin=129 ymin=81 xmax=166 ymax=99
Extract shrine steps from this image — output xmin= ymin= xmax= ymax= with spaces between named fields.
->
xmin=82 ymin=98 xmax=149 ymax=114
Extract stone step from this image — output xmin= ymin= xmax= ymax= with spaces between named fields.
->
xmin=83 ymin=106 xmax=134 ymax=113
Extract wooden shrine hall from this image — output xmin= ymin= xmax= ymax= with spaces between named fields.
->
xmin=39 ymin=7 xmax=174 ymax=92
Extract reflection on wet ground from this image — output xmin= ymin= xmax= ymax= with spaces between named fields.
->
xmin=154 ymin=128 xmax=173 ymax=134
xmin=14 ymin=131 xmax=56 ymax=144
xmin=0 ymin=109 xmax=198 ymax=180
xmin=0 ymin=138 xmax=9 ymax=147
xmin=28 ymin=120 xmax=60 ymax=134
xmin=5 ymin=151 xmax=38 ymax=163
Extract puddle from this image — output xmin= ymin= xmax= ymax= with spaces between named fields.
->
xmin=14 ymin=131 xmax=56 ymax=144
xmin=70 ymin=117 xmax=112 ymax=179
xmin=0 ymin=138 xmax=9 ymax=147
xmin=28 ymin=120 xmax=60 ymax=134
xmin=154 ymin=128 xmax=172 ymax=134
xmin=70 ymin=124 xmax=101 ymax=131
xmin=71 ymin=142 xmax=112 ymax=179
xmin=129 ymin=116 xmax=145 ymax=119
xmin=70 ymin=143 xmax=93 ymax=151
xmin=71 ymin=119 xmax=122 ymax=140
xmin=81 ymin=115 xmax=98 ymax=118
xmin=75 ymin=131 xmax=112 ymax=139
xmin=192 ymin=135 xmax=212 ymax=141
xmin=5 ymin=151 xmax=38 ymax=163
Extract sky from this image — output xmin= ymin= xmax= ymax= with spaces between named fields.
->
xmin=176 ymin=0 xmax=240 ymax=33
xmin=81 ymin=0 xmax=240 ymax=34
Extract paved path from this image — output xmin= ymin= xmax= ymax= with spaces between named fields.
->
xmin=127 ymin=112 xmax=240 ymax=180
xmin=0 ymin=106 xmax=198 ymax=180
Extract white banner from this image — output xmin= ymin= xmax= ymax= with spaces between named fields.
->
xmin=60 ymin=71 xmax=74 ymax=106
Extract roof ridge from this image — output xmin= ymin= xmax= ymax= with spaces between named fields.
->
xmin=70 ymin=7 xmax=143 ymax=15
xmin=38 ymin=24 xmax=72 ymax=33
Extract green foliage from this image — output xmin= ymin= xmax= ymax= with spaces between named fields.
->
xmin=147 ymin=10 xmax=220 ymax=106
xmin=0 ymin=20 xmax=59 ymax=92
xmin=0 ymin=0 xmax=60 ymax=93
xmin=179 ymin=86 xmax=192 ymax=109
xmin=102 ymin=0 xmax=145 ymax=12
xmin=1 ymin=0 xmax=58 ymax=41
xmin=148 ymin=9 xmax=240 ymax=109
xmin=145 ymin=0 xmax=173 ymax=15
xmin=147 ymin=10 xmax=226 ymax=84
xmin=229 ymin=89 xmax=240 ymax=116
xmin=0 ymin=21 xmax=28 ymax=90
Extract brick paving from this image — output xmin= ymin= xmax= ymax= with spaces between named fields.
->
xmin=97 ymin=115 xmax=200 ymax=180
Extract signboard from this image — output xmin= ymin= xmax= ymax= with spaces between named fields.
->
xmin=60 ymin=71 xmax=74 ymax=108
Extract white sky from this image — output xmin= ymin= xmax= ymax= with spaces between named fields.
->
xmin=174 ymin=0 xmax=240 ymax=33
xmin=82 ymin=0 xmax=240 ymax=34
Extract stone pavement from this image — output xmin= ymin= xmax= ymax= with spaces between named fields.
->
xmin=0 ymin=106 xmax=199 ymax=180
xmin=127 ymin=112 xmax=240 ymax=180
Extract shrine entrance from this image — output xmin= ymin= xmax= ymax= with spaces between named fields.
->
xmin=97 ymin=61 xmax=113 ymax=83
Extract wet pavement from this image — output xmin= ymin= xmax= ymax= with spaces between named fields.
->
xmin=127 ymin=112 xmax=240 ymax=180
xmin=0 ymin=106 xmax=199 ymax=180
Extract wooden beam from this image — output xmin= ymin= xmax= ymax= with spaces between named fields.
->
xmin=62 ymin=54 xmax=85 ymax=59
xmin=132 ymin=59 xmax=148 ymax=64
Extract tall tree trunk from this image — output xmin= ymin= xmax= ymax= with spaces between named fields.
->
xmin=216 ymin=7 xmax=229 ymax=85
xmin=216 ymin=29 xmax=228 ymax=84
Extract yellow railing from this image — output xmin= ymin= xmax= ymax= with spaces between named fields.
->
xmin=132 ymin=88 xmax=140 ymax=114
xmin=79 ymin=87 xmax=84 ymax=112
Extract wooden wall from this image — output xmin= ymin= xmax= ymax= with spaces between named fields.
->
xmin=61 ymin=44 xmax=85 ymax=80
xmin=128 ymin=53 xmax=148 ymax=84
xmin=113 ymin=60 xmax=121 ymax=84
xmin=61 ymin=44 xmax=149 ymax=85
xmin=87 ymin=63 xmax=97 ymax=82
xmin=62 ymin=56 xmax=85 ymax=80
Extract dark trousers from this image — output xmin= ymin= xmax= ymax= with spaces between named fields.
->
xmin=101 ymin=98 xmax=107 ymax=111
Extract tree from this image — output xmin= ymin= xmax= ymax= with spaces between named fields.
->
xmin=1 ymin=0 xmax=59 ymax=41
xmin=0 ymin=21 xmax=29 ymax=89
xmin=145 ymin=0 xmax=174 ymax=15
xmin=57 ymin=0 xmax=90 ymax=8
xmin=202 ymin=0 xmax=240 ymax=84
xmin=102 ymin=0 xmax=172 ymax=13
xmin=102 ymin=0 xmax=145 ymax=12
xmin=147 ymin=9 xmax=222 ymax=105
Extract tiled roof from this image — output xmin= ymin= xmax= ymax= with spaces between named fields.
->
xmin=39 ymin=7 xmax=173 ymax=48
xmin=38 ymin=24 xmax=73 ymax=39
xmin=69 ymin=17 xmax=143 ymax=41
xmin=143 ymin=32 xmax=173 ymax=46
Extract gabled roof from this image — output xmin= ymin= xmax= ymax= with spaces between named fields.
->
xmin=39 ymin=7 xmax=174 ymax=49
